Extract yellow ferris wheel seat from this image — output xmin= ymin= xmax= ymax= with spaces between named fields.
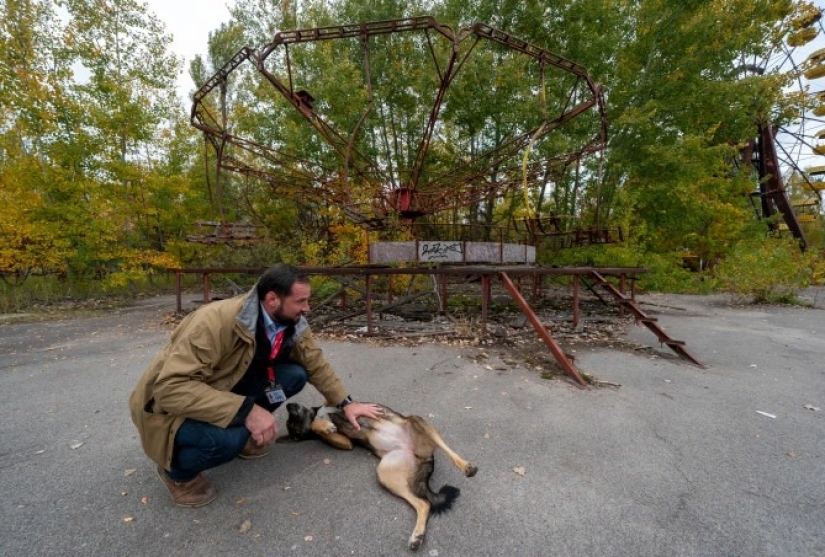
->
xmin=813 ymin=130 xmax=825 ymax=155
xmin=788 ymin=26 xmax=819 ymax=47
xmin=791 ymin=197 xmax=820 ymax=208
xmin=804 ymin=48 xmax=825 ymax=79
xmin=792 ymin=6 xmax=822 ymax=29
xmin=815 ymin=104 xmax=825 ymax=117
xmin=805 ymin=165 xmax=825 ymax=190
xmin=814 ymin=91 xmax=825 ymax=116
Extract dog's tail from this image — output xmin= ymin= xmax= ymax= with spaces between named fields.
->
xmin=427 ymin=484 xmax=461 ymax=514
xmin=413 ymin=457 xmax=460 ymax=514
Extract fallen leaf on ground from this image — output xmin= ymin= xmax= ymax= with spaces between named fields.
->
xmin=70 ymin=442 xmax=84 ymax=450
xmin=304 ymin=535 xmax=313 ymax=542
xmin=141 ymin=496 xmax=150 ymax=505
xmin=238 ymin=520 xmax=251 ymax=533
xmin=803 ymin=404 xmax=820 ymax=412
xmin=512 ymin=466 xmax=526 ymax=476
xmin=124 ymin=469 xmax=136 ymax=476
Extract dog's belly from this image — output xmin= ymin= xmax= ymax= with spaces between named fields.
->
xmin=369 ymin=421 xmax=413 ymax=456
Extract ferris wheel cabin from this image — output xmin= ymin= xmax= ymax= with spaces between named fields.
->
xmin=805 ymin=165 xmax=825 ymax=191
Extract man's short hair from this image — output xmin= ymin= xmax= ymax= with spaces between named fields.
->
xmin=256 ymin=264 xmax=309 ymax=299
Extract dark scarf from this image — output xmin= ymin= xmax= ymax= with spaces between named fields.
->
xmin=231 ymin=310 xmax=296 ymax=401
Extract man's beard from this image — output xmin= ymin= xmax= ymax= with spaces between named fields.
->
xmin=272 ymin=306 xmax=300 ymax=326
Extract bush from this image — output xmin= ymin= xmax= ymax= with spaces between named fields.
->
xmin=713 ymin=237 xmax=815 ymax=303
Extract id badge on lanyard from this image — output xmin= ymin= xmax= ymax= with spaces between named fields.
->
xmin=265 ymin=383 xmax=286 ymax=405
xmin=265 ymin=329 xmax=287 ymax=405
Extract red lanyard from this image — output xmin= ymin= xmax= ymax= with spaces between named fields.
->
xmin=267 ymin=329 xmax=286 ymax=382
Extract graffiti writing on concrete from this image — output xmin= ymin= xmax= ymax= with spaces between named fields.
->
xmin=419 ymin=241 xmax=463 ymax=262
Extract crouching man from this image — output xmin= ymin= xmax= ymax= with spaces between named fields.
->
xmin=128 ymin=264 xmax=382 ymax=507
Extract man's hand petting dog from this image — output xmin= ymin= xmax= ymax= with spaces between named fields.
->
xmin=342 ymin=401 xmax=383 ymax=429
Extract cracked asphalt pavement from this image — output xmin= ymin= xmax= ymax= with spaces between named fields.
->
xmin=1 ymin=291 xmax=824 ymax=556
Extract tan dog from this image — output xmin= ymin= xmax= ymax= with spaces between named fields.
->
xmin=283 ymin=402 xmax=478 ymax=551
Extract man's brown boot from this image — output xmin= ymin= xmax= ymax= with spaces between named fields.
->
xmin=238 ymin=437 xmax=270 ymax=460
xmin=155 ymin=466 xmax=217 ymax=508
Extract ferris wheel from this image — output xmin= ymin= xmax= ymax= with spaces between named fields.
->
xmin=740 ymin=3 xmax=825 ymax=249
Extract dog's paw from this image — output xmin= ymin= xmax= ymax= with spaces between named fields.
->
xmin=310 ymin=418 xmax=337 ymax=436
xmin=319 ymin=431 xmax=353 ymax=450
xmin=408 ymin=532 xmax=425 ymax=551
xmin=464 ymin=463 xmax=478 ymax=477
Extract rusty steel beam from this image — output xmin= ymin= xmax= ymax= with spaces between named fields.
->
xmin=498 ymin=271 xmax=588 ymax=388
xmin=169 ymin=265 xmax=650 ymax=278
xmin=589 ymin=271 xmax=706 ymax=369
xmin=191 ymin=46 xmax=257 ymax=124
xmin=757 ymin=123 xmax=807 ymax=249
xmin=480 ymin=274 xmax=491 ymax=335
xmin=472 ymin=24 xmax=588 ymax=77
xmin=260 ymin=16 xmax=453 ymax=58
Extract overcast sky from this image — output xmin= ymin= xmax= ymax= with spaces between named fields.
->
xmin=143 ymin=0 xmax=232 ymax=100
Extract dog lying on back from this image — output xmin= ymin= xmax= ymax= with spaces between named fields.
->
xmin=283 ymin=402 xmax=478 ymax=551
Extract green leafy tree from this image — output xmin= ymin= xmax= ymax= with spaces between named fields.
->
xmin=0 ymin=0 xmax=77 ymax=276
xmin=64 ymin=0 xmax=183 ymax=248
xmin=2 ymin=0 xmax=205 ymax=290
xmin=602 ymin=0 xmax=801 ymax=260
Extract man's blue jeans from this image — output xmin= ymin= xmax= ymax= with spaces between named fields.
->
xmin=167 ymin=362 xmax=307 ymax=482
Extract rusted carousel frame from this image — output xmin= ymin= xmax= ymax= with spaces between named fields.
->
xmin=189 ymin=16 xmax=608 ymax=223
